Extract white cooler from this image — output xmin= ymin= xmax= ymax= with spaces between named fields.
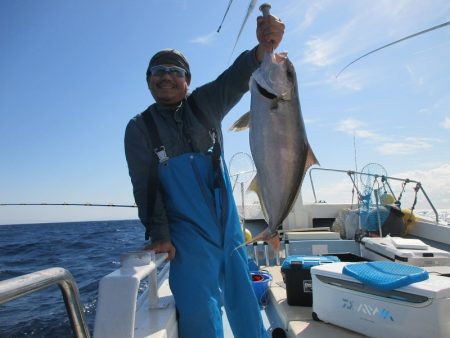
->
xmin=311 ymin=262 xmax=450 ymax=338
xmin=360 ymin=236 xmax=450 ymax=266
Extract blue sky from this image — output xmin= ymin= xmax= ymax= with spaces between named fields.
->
xmin=1 ymin=0 xmax=449 ymax=225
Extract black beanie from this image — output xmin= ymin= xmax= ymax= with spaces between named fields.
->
xmin=146 ymin=49 xmax=190 ymax=77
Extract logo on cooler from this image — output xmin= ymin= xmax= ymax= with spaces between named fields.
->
xmin=342 ymin=298 xmax=394 ymax=321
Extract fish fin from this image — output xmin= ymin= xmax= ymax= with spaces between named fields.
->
xmin=247 ymin=175 xmax=270 ymax=223
xmin=306 ymin=144 xmax=320 ymax=168
xmin=247 ymin=174 xmax=259 ymax=194
xmin=229 ymin=111 xmax=251 ymax=131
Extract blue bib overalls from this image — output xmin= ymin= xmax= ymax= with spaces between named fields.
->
xmin=157 ymin=151 xmax=267 ymax=338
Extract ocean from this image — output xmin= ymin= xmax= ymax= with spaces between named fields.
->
xmin=1 ymin=212 xmax=448 ymax=338
xmin=0 ymin=220 xmax=146 ymax=338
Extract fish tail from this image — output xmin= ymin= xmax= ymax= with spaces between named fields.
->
xmin=231 ymin=231 xmax=267 ymax=255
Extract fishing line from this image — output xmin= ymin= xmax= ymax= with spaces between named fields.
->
xmin=0 ymin=202 xmax=137 ymax=208
xmin=336 ymin=20 xmax=450 ymax=78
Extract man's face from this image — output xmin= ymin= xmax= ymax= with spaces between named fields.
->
xmin=147 ymin=64 xmax=190 ymax=107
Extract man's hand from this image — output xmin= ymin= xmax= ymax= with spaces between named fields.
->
xmin=256 ymin=14 xmax=285 ymax=62
xmin=144 ymin=240 xmax=176 ymax=261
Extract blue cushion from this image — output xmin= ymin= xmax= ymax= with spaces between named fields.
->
xmin=343 ymin=261 xmax=429 ymax=290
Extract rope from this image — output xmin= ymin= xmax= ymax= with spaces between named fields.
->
xmin=347 ymin=171 xmax=362 ymax=206
xmin=396 ymin=179 xmax=411 ymax=207
xmin=381 ymin=175 xmax=396 ymax=197
xmin=374 ymin=178 xmax=383 ymax=236
xmin=405 ymin=183 xmax=420 ymax=226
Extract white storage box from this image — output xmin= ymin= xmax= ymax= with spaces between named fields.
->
xmin=360 ymin=237 xmax=450 ymax=266
xmin=311 ymin=262 xmax=450 ymax=338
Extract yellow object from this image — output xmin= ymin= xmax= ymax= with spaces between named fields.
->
xmin=380 ymin=193 xmax=395 ymax=205
xmin=244 ymin=228 xmax=252 ymax=242
xmin=402 ymin=208 xmax=416 ymax=234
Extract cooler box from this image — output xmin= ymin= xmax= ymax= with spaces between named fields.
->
xmin=360 ymin=236 xmax=450 ymax=266
xmin=281 ymin=255 xmax=340 ymax=306
xmin=311 ymin=262 xmax=450 ymax=338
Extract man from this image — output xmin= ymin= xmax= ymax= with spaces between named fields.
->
xmin=125 ymin=14 xmax=284 ymax=338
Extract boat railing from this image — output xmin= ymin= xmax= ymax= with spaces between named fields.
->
xmin=308 ymin=167 xmax=440 ymax=223
xmin=93 ymin=251 xmax=170 ymax=338
xmin=0 ymin=267 xmax=90 ymax=338
xmin=246 ymin=238 xmax=362 ymax=269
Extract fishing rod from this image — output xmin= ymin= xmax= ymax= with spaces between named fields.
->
xmin=217 ymin=0 xmax=234 ymax=33
xmin=336 ymin=19 xmax=450 ymax=78
xmin=0 ymin=203 xmax=137 ymax=208
xmin=228 ymin=0 xmax=258 ymax=62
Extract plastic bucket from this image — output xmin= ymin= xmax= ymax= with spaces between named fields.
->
xmin=251 ymin=272 xmax=272 ymax=304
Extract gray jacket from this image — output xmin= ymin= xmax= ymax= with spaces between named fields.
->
xmin=124 ymin=47 xmax=260 ymax=242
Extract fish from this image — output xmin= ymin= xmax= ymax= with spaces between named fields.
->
xmin=230 ymin=51 xmax=319 ymax=251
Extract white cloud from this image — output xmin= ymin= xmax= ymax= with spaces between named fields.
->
xmin=303 ymin=118 xmax=316 ymax=125
xmin=302 ymin=37 xmax=339 ymax=67
xmin=442 ymin=117 xmax=450 ymax=129
xmin=377 ymin=137 xmax=432 ymax=155
xmin=336 ymin=118 xmax=381 ymax=140
xmin=334 ymin=71 xmax=364 ymax=91
xmin=300 ymin=11 xmax=374 ymax=68
xmin=301 ymin=14 xmax=363 ymax=68
xmin=296 ymin=70 xmax=335 ymax=88
xmin=393 ymin=163 xmax=450 ymax=209
xmin=336 ymin=119 xmax=441 ymax=156
xmin=336 ymin=118 xmax=360 ymax=131
xmin=302 ymin=176 xmax=354 ymax=204
xmin=301 ymin=3 xmax=326 ymax=30
xmin=190 ymin=31 xmax=217 ymax=45
xmin=418 ymin=108 xmax=431 ymax=114
xmin=405 ymin=64 xmax=425 ymax=88
xmin=298 ymin=68 xmax=365 ymax=92
xmin=290 ymin=1 xmax=330 ymax=33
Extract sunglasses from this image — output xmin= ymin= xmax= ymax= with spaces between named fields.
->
xmin=149 ymin=65 xmax=187 ymax=78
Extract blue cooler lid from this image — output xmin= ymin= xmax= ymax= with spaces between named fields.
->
xmin=343 ymin=261 xmax=429 ymax=290
xmin=282 ymin=255 xmax=340 ymax=270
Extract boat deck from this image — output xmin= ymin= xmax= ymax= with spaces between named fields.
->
xmin=262 ymin=265 xmax=364 ymax=337
xmin=130 ymin=261 xmax=366 ymax=338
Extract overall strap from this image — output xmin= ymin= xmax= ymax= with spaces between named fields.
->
xmin=141 ymin=108 xmax=167 ymax=240
xmin=142 ymin=108 xmax=169 ymax=163
xmin=187 ymin=95 xmax=222 ymax=187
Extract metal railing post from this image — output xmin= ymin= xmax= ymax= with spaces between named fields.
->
xmin=0 ymin=267 xmax=90 ymax=338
